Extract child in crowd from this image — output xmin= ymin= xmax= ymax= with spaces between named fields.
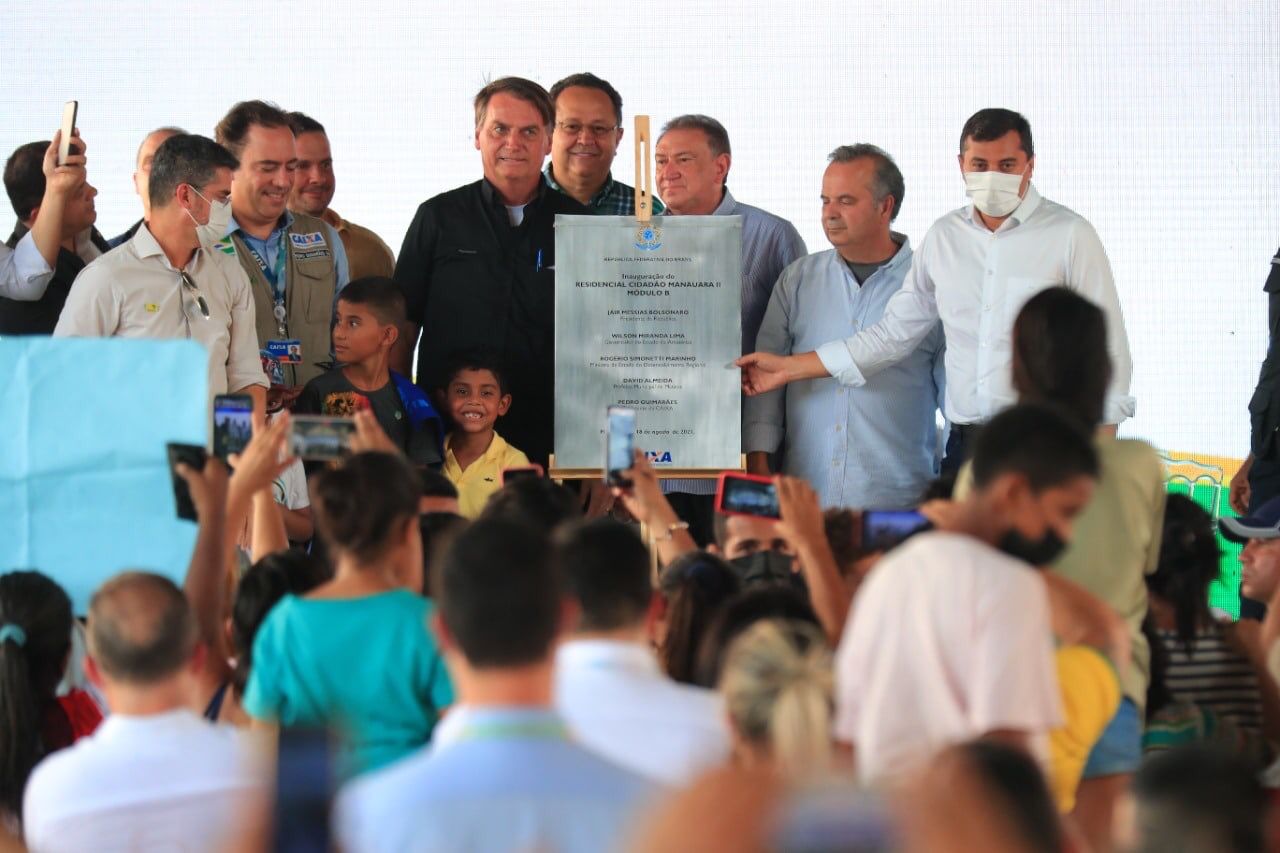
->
xmin=243 ymin=452 xmax=453 ymax=781
xmin=295 ymin=277 xmax=443 ymax=468
xmin=437 ymin=353 xmax=531 ymax=518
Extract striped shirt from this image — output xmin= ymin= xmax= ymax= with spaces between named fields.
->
xmin=542 ymin=166 xmax=666 ymax=217
xmin=1156 ymin=625 xmax=1262 ymax=733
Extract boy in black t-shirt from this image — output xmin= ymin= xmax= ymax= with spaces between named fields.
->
xmin=295 ymin=277 xmax=443 ymax=467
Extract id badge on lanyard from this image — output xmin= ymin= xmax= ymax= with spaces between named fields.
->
xmin=246 ymin=241 xmax=289 ymax=336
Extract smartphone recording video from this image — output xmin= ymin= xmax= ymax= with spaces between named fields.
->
xmin=212 ymin=394 xmax=253 ymax=460
xmin=715 ymin=472 xmax=780 ymax=519
xmin=289 ymin=416 xmax=356 ymax=461
xmin=861 ymin=509 xmax=931 ymax=552
xmin=166 ymin=442 xmax=207 ymax=521
xmin=501 ymin=465 xmax=544 ymax=485
xmin=605 ymin=406 xmax=636 ymax=487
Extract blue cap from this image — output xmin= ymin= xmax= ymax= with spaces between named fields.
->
xmin=1219 ymin=495 xmax=1280 ymax=544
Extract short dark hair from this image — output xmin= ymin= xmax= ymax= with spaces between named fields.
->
xmin=215 ymin=100 xmax=292 ymax=159
xmin=660 ymin=114 xmax=731 ymax=158
xmin=549 ymin=73 xmax=623 ymax=125
xmin=473 ymin=77 xmax=553 ymax=131
xmin=148 ymin=134 xmax=239 ymax=212
xmin=87 ymin=572 xmax=197 ymax=684
xmin=285 ymin=111 xmax=326 ymax=137
xmin=954 ymin=741 xmax=1064 ymax=853
xmin=4 ymin=141 xmax=48 ymax=223
xmin=136 ymin=127 xmax=187 ymax=166
xmin=436 ymin=518 xmax=561 ymax=667
xmin=970 ymin=404 xmax=1099 ymax=492
xmin=336 ymin=276 xmax=406 ymax=326
xmin=822 ymin=508 xmax=863 ymax=578
xmin=230 ymin=550 xmax=329 ymax=695
xmin=417 ymin=467 xmax=459 ymax=500
xmin=312 ymin=452 xmax=421 ymax=562
xmin=439 ymin=350 xmax=509 ymax=396
xmin=1012 ymin=287 xmax=1112 ymax=430
xmin=694 ymin=585 xmax=819 ymax=687
xmin=1134 ymin=746 xmax=1266 ymax=853
xmin=658 ymin=551 xmax=741 ymax=684
xmin=481 ymin=478 xmax=581 ymax=531
xmin=828 ymin=143 xmax=906 ymax=222
xmin=960 ymin=108 xmax=1034 ymax=159
xmin=555 ymin=519 xmax=651 ymax=632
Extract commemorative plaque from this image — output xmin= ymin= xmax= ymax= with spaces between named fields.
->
xmin=552 ymin=214 xmax=743 ymax=474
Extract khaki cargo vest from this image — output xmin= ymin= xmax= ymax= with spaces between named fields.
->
xmin=231 ymin=211 xmax=337 ymax=387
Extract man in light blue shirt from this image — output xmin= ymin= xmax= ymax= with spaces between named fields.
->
xmin=335 ymin=518 xmax=654 ymax=853
xmin=745 ymin=145 xmax=944 ymax=508
xmin=655 ymin=115 xmax=807 ymax=541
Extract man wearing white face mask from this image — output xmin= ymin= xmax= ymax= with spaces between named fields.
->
xmin=737 ymin=108 xmax=1133 ymax=471
xmin=55 ymin=134 xmax=267 ymax=413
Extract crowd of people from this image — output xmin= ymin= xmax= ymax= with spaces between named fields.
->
xmin=2 ymin=70 xmax=1280 ymax=852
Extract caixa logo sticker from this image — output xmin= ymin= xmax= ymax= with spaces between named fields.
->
xmin=646 ymin=450 xmax=673 ymax=464
xmin=634 ymin=226 xmax=662 ymax=251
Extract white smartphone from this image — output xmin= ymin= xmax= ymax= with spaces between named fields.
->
xmin=605 ymin=406 xmax=636 ymax=487
xmin=57 ymin=101 xmax=78 ymax=165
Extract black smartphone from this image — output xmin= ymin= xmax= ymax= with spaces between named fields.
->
xmin=715 ymin=471 xmax=780 ymax=519
xmin=212 ymin=393 xmax=253 ymax=460
xmin=166 ymin=442 xmax=207 ymax=521
xmin=273 ymin=727 xmax=334 ymax=852
xmin=501 ymin=464 xmax=544 ymax=485
xmin=861 ymin=509 xmax=931 ymax=552
xmin=605 ymin=406 xmax=636 ymax=487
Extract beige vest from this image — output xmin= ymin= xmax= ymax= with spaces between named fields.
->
xmin=231 ymin=211 xmax=338 ymax=387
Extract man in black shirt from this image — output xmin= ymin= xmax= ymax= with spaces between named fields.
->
xmin=392 ymin=77 xmax=589 ymax=466
xmin=2 ymin=140 xmax=109 ymax=334
xmin=1231 ymin=247 xmax=1280 ymax=516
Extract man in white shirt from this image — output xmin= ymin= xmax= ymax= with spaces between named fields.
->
xmin=554 ymin=518 xmax=730 ymax=785
xmin=0 ymin=132 xmax=90 ymax=301
xmin=54 ymin=134 xmax=267 ymax=412
xmin=738 ymin=108 xmax=1133 ymax=472
xmin=24 ymin=572 xmax=260 ymax=852
xmin=834 ymin=404 xmax=1097 ymax=786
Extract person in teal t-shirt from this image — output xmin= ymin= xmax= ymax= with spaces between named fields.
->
xmin=244 ymin=448 xmax=453 ymax=779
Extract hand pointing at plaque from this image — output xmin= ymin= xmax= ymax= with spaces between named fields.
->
xmin=735 ymin=351 xmax=829 ymax=396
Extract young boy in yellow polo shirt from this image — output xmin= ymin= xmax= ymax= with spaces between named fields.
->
xmin=439 ymin=354 xmax=530 ymax=517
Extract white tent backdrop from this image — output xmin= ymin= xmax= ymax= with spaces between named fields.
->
xmin=3 ymin=0 xmax=1277 ymax=458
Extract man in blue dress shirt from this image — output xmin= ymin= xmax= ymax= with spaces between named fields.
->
xmin=744 ymin=145 xmax=944 ymax=509
xmin=335 ymin=518 xmax=654 ymax=853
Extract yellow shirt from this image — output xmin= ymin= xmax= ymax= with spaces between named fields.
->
xmin=955 ymin=436 xmax=1166 ymax=708
xmin=444 ymin=431 xmax=531 ymax=518
xmin=1049 ymin=645 xmax=1122 ymax=812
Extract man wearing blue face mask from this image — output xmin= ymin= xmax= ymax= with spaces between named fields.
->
xmin=55 ymin=134 xmax=267 ymax=414
xmin=737 ymin=109 xmax=1134 ymax=473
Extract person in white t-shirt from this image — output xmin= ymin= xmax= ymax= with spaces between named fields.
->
xmin=23 ymin=572 xmax=261 ymax=852
xmin=554 ymin=518 xmax=731 ymax=786
xmin=834 ymin=404 xmax=1099 ymax=787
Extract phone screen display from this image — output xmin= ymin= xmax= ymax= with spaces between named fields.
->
xmin=606 ymin=406 xmax=635 ymax=484
xmin=720 ymin=475 xmax=780 ymax=519
xmin=212 ymin=394 xmax=253 ymax=460
xmin=290 ymin=416 xmax=356 ymax=461
xmin=861 ymin=510 xmax=931 ymax=552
